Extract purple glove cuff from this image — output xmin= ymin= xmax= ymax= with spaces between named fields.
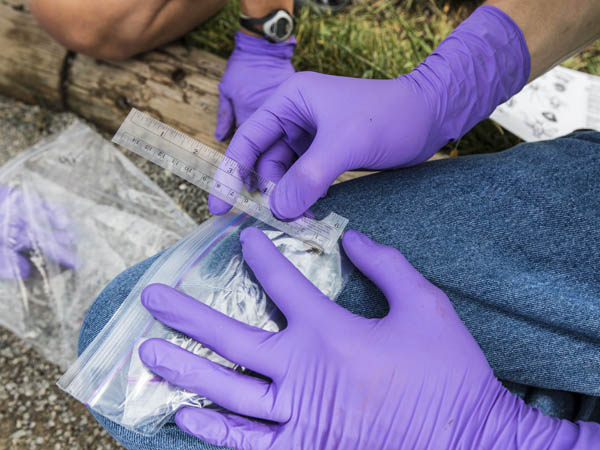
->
xmin=468 ymin=384 xmax=600 ymax=449
xmin=406 ymin=5 xmax=530 ymax=162
xmin=233 ymin=31 xmax=296 ymax=59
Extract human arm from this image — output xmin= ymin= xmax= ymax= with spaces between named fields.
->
xmin=208 ymin=1 xmax=600 ymax=219
xmin=489 ymin=0 xmax=600 ymax=80
xmin=138 ymin=228 xmax=600 ymax=449
xmin=28 ymin=0 xmax=227 ymax=60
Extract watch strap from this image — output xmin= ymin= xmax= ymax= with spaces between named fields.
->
xmin=240 ymin=9 xmax=294 ymax=43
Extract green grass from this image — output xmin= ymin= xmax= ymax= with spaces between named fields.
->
xmin=186 ymin=0 xmax=600 ymax=157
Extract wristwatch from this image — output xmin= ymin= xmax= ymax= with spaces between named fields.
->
xmin=240 ymin=9 xmax=295 ymax=43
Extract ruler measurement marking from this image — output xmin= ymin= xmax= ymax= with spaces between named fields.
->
xmin=113 ymin=109 xmax=347 ymax=252
xmin=124 ymin=132 xmax=264 ymax=215
xmin=129 ymin=119 xmax=275 ymax=209
xmin=132 ymin=111 xmax=276 ymax=199
xmin=128 ymin=132 xmax=327 ymax=246
xmin=125 ymin=131 xmax=321 ymax=242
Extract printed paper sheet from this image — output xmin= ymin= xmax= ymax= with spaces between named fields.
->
xmin=490 ymin=66 xmax=600 ymax=142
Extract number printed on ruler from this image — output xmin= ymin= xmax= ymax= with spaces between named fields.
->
xmin=112 ymin=109 xmax=348 ymax=252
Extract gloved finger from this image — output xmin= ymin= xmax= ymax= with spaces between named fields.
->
xmin=215 ymin=93 xmax=235 ymax=141
xmin=41 ymin=201 xmax=71 ymax=231
xmin=176 ymin=407 xmax=276 ymax=450
xmin=0 ymin=185 xmax=10 ymax=203
xmin=139 ymin=339 xmax=286 ymax=422
xmin=342 ymin=230 xmax=454 ymax=318
xmin=24 ymin=192 xmax=71 ymax=231
xmin=39 ymin=240 xmax=78 ymax=270
xmin=207 ymin=160 xmax=249 ymax=217
xmin=208 ymin=108 xmax=287 ymax=216
xmin=211 ymin=141 xmax=295 ymax=215
xmin=226 ymin=141 xmax=293 ymax=195
xmin=207 ymin=152 xmax=258 ymax=217
xmin=341 ymin=230 xmax=433 ymax=317
xmin=0 ymin=246 xmax=31 ymax=279
xmin=255 ymin=141 xmax=296 ymax=185
xmin=141 ymin=284 xmax=278 ymax=375
xmin=240 ymin=227 xmax=338 ymax=322
xmin=270 ymin=133 xmax=345 ymax=220
xmin=209 ymin=94 xmax=245 ymax=215
xmin=23 ymin=223 xmax=78 ymax=269
xmin=232 ymin=102 xmax=256 ymax=130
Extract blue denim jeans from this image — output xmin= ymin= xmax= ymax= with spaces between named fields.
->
xmin=79 ymin=131 xmax=600 ymax=449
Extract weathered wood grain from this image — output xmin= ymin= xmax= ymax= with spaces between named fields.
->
xmin=66 ymin=46 xmax=228 ymax=152
xmin=0 ymin=1 xmax=66 ymax=108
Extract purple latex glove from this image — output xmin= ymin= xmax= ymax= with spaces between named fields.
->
xmin=209 ymin=5 xmax=530 ymax=219
xmin=139 ymin=228 xmax=599 ymax=449
xmin=0 ymin=186 xmax=77 ymax=279
xmin=215 ymin=31 xmax=296 ymax=141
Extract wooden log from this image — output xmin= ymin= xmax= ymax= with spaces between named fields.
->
xmin=0 ymin=1 xmax=66 ymax=109
xmin=66 ymin=47 xmax=229 ymax=152
xmin=0 ymin=1 xmax=228 ymax=150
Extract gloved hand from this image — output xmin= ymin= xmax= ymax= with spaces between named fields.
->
xmin=215 ymin=31 xmax=296 ymax=141
xmin=209 ymin=5 xmax=531 ymax=219
xmin=139 ymin=228 xmax=599 ymax=449
xmin=0 ymin=186 xmax=77 ymax=279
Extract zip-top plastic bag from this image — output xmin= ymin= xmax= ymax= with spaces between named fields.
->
xmin=0 ymin=122 xmax=196 ymax=369
xmin=58 ymin=211 xmax=350 ymax=436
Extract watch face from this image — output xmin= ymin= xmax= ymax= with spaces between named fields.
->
xmin=263 ymin=10 xmax=294 ymax=42
xmin=272 ymin=17 xmax=292 ymax=39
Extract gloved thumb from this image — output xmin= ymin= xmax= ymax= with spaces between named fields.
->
xmin=215 ymin=93 xmax=235 ymax=141
xmin=341 ymin=230 xmax=428 ymax=317
xmin=269 ymin=138 xmax=342 ymax=220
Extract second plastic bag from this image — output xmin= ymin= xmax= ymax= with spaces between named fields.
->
xmin=58 ymin=211 xmax=350 ymax=436
xmin=0 ymin=122 xmax=195 ymax=368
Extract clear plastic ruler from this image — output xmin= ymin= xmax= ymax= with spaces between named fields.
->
xmin=112 ymin=108 xmax=348 ymax=253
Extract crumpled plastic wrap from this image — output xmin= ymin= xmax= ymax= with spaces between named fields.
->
xmin=58 ymin=212 xmax=350 ymax=436
xmin=0 ymin=122 xmax=196 ymax=369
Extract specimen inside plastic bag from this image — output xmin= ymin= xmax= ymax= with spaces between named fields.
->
xmin=59 ymin=212 xmax=350 ymax=436
xmin=0 ymin=122 xmax=196 ymax=369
